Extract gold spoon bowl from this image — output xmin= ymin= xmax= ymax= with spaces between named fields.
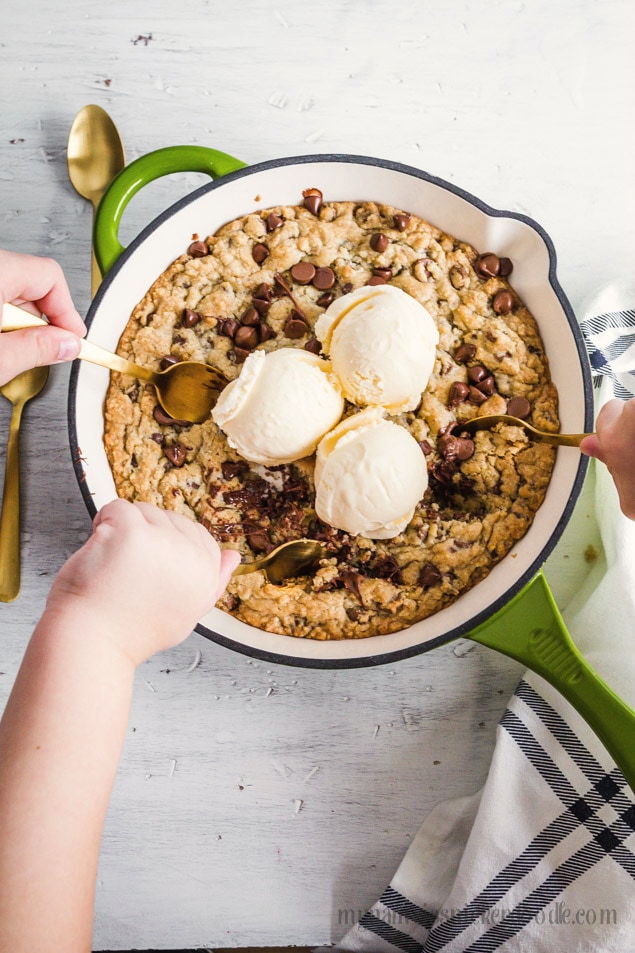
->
xmin=67 ymin=104 xmax=126 ymax=296
xmin=461 ymin=414 xmax=594 ymax=447
xmin=2 ymin=304 xmax=228 ymax=424
xmin=232 ymin=539 xmax=326 ymax=584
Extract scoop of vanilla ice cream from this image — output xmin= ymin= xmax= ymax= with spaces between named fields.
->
xmin=314 ymin=408 xmax=429 ymax=539
xmin=212 ymin=347 xmax=344 ymax=466
xmin=314 ymin=284 xmax=439 ymax=413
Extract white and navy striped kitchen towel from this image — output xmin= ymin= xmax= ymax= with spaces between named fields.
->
xmin=329 ymin=283 xmax=635 ymax=953
xmin=579 ymin=279 xmax=635 ymax=399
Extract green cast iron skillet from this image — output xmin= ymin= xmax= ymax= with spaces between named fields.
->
xmin=66 ymin=146 xmax=634 ymax=790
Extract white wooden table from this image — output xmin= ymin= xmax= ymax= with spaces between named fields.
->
xmin=0 ymin=1 xmax=633 ymax=949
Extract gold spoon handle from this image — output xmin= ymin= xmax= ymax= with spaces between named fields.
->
xmin=232 ymin=557 xmax=268 ymax=577
xmin=0 ymin=399 xmax=25 ymax=602
xmin=91 ymin=247 xmax=102 ymax=300
xmin=1 ymin=303 xmax=156 ymax=382
xmin=534 ymin=432 xmax=591 ymax=448
xmin=464 ymin=414 xmax=593 ymax=447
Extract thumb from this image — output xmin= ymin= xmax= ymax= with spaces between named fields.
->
xmin=213 ymin=549 xmax=242 ymax=602
xmin=579 ymin=433 xmax=604 ymax=461
xmin=0 ymin=326 xmax=81 ymax=382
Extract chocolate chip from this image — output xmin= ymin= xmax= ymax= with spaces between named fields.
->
xmin=438 ymin=434 xmax=462 ymax=461
xmin=312 ymin=266 xmax=335 ymax=290
xmin=373 ymin=267 xmax=393 ymax=280
xmin=477 ymin=375 xmax=495 ymax=396
xmin=369 ymin=555 xmax=402 ymax=583
xmin=304 ymin=337 xmax=322 ymax=354
xmin=498 ymin=257 xmax=513 ymax=277
xmin=248 ymin=530 xmax=270 ymax=553
xmin=240 ymin=306 xmax=260 ymax=326
xmin=252 ymin=297 xmax=271 ymax=315
xmin=419 ymin=439 xmax=433 ymax=456
xmin=252 ymin=243 xmax=269 ymax=265
xmin=181 ymin=308 xmax=201 ymax=328
xmin=284 ymin=310 xmax=310 ymax=339
xmin=302 ymin=187 xmax=323 ymax=215
xmin=450 ymin=265 xmax=469 ymax=289
xmin=253 ymin=282 xmax=273 ymax=302
xmin=341 ymin=282 xmax=354 ymax=294
xmin=454 ymin=343 xmax=477 ymax=364
xmin=393 ymin=213 xmax=411 ymax=232
xmin=160 ymin=355 xmax=179 ymax=370
xmin=367 ymin=275 xmax=387 ymax=286
xmin=151 ymin=432 xmax=164 ymax=445
xmin=468 ymin=386 xmax=488 ymax=405
xmin=217 ymin=317 xmax=239 ymax=339
xmin=370 ymin=233 xmax=389 ymax=252
xmin=475 ymin=253 xmax=500 ymax=278
xmin=273 ymin=273 xmax=294 ymax=299
xmin=507 ymin=396 xmax=531 ymax=419
xmin=419 ymin=563 xmax=442 ymax=587
xmin=233 ymin=347 xmax=250 ymax=364
xmin=258 ymin=322 xmax=276 ymax=343
xmin=316 ymin=291 xmax=335 ymax=308
xmin=341 ymin=571 xmax=365 ymax=605
xmin=467 ymin=365 xmax=488 ymax=384
xmin=188 ymin=240 xmax=208 ymax=257
xmin=413 ymin=258 xmax=434 ymax=282
xmin=456 ymin=437 xmax=475 ymax=460
xmin=266 ymin=212 xmax=284 ymax=232
xmin=221 ymin=460 xmax=249 ymax=480
xmin=234 ymin=325 xmax=259 ymax=350
xmin=153 ymin=405 xmax=191 ymax=427
xmin=291 ymin=261 xmax=316 ymax=287
xmin=438 ymin=433 xmax=474 ymax=462
xmin=164 ymin=444 xmax=187 ymax=467
xmin=492 ymin=289 xmax=514 ymax=314
xmin=448 ymin=381 xmax=470 ymax=406
xmin=290 ymin=261 xmax=316 ymax=284
xmin=430 ymin=459 xmax=458 ymax=485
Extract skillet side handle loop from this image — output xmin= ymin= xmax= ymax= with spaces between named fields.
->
xmin=93 ymin=145 xmax=247 ymax=276
xmin=469 ymin=571 xmax=635 ymax=793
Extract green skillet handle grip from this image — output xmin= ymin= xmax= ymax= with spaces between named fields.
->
xmin=93 ymin=145 xmax=247 ymax=276
xmin=469 ymin=570 xmax=635 ymax=792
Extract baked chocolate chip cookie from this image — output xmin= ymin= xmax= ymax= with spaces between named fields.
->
xmin=104 ymin=192 xmax=559 ymax=640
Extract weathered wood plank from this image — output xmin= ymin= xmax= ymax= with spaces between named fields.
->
xmin=0 ymin=0 xmax=628 ymax=947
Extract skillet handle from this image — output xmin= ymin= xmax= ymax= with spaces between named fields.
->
xmin=93 ymin=145 xmax=247 ymax=276
xmin=469 ymin=571 xmax=635 ymax=792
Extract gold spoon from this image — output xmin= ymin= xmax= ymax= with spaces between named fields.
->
xmin=67 ymin=104 xmax=126 ymax=296
xmin=232 ymin=539 xmax=326 ymax=584
xmin=461 ymin=414 xmax=594 ymax=447
xmin=2 ymin=304 xmax=228 ymax=424
xmin=0 ymin=365 xmax=49 ymax=602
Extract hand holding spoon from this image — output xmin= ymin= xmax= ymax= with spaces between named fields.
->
xmin=2 ymin=304 xmax=227 ymax=424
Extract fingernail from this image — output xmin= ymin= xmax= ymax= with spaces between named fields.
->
xmin=57 ymin=336 xmax=81 ymax=362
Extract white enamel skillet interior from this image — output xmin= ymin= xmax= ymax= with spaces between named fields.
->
xmin=68 ymin=154 xmax=593 ymax=668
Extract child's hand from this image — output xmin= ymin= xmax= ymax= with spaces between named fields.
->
xmin=45 ymin=499 xmax=241 ymax=665
xmin=580 ymin=398 xmax=635 ymax=520
xmin=0 ymin=250 xmax=86 ymax=385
